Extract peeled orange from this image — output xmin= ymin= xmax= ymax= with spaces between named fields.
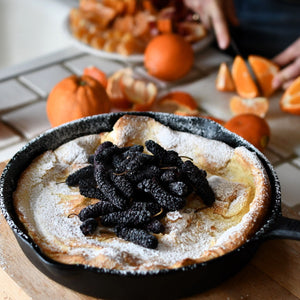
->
xmin=106 ymin=69 xmax=131 ymax=109
xmin=120 ymin=72 xmax=158 ymax=111
xmin=232 ymin=55 xmax=259 ymax=99
xmin=144 ymin=33 xmax=194 ymax=81
xmin=280 ymin=76 xmax=300 ymax=115
xmin=225 ymin=113 xmax=270 ymax=152
xmin=230 ymin=96 xmax=269 ymax=118
xmin=248 ymin=55 xmax=279 ymax=97
xmin=216 ymin=62 xmax=235 ymax=92
xmin=155 ymin=91 xmax=199 ymax=115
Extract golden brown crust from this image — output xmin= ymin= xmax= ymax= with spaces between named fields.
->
xmin=13 ymin=115 xmax=271 ymax=271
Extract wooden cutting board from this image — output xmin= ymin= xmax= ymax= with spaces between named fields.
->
xmin=1 ymin=161 xmax=300 ymax=300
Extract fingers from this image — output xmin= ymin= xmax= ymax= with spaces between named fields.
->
xmin=272 ymin=57 xmax=300 ymax=89
xmin=208 ymin=0 xmax=230 ymax=49
xmin=273 ymin=38 xmax=300 ymax=66
xmin=183 ymin=0 xmax=232 ymax=49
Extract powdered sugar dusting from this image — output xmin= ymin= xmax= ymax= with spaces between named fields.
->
xmin=13 ymin=116 xmax=270 ymax=271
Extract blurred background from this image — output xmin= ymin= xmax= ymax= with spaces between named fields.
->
xmin=0 ymin=0 xmax=77 ymax=69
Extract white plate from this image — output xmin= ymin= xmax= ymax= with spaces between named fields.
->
xmin=63 ymin=17 xmax=214 ymax=64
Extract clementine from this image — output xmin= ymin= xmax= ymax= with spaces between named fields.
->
xmin=280 ymin=76 xmax=300 ymax=115
xmin=120 ymin=72 xmax=158 ymax=111
xmin=216 ymin=62 xmax=235 ymax=92
xmin=248 ymin=55 xmax=279 ymax=97
xmin=47 ymin=75 xmax=111 ymax=127
xmin=83 ymin=66 xmax=108 ymax=88
xmin=144 ymin=33 xmax=194 ymax=81
xmin=224 ymin=114 xmax=270 ymax=152
xmin=230 ymin=96 xmax=269 ymax=118
xmin=232 ymin=55 xmax=259 ymax=98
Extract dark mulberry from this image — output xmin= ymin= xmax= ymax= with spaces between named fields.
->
xmin=125 ymin=165 xmax=161 ymax=183
xmin=78 ymin=201 xmax=118 ymax=221
xmin=146 ymin=219 xmax=165 ymax=234
xmin=80 ymin=218 xmax=98 ymax=235
xmin=88 ymin=154 xmax=94 ymax=164
xmin=109 ymin=172 xmax=135 ymax=199
xmin=66 ymin=165 xmax=94 ymax=187
xmin=145 ymin=140 xmax=182 ymax=167
xmin=181 ymin=160 xmax=215 ymax=205
xmin=79 ymin=181 xmax=105 ymax=200
xmin=130 ymin=201 xmax=162 ymax=215
xmin=168 ymin=181 xmax=189 ymax=197
xmin=115 ymin=151 xmax=156 ymax=174
xmin=101 ymin=209 xmax=151 ymax=227
xmin=94 ymin=164 xmax=128 ymax=209
xmin=114 ymin=226 xmax=158 ymax=249
xmin=94 ymin=142 xmax=120 ymax=165
xmin=160 ymin=168 xmax=180 ymax=183
xmin=137 ymin=178 xmax=185 ymax=211
xmin=111 ymin=145 xmax=144 ymax=172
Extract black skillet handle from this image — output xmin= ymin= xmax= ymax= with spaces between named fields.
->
xmin=265 ymin=216 xmax=300 ymax=240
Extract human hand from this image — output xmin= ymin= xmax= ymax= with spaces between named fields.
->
xmin=183 ymin=0 xmax=239 ymax=49
xmin=272 ymin=38 xmax=300 ymax=90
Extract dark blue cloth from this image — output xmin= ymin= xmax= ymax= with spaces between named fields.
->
xmin=230 ymin=0 xmax=300 ymax=58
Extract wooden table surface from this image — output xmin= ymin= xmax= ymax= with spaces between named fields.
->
xmin=1 ymin=161 xmax=300 ymax=300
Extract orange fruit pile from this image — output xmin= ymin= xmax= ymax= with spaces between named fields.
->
xmin=216 ymin=55 xmax=280 ymax=98
xmin=144 ymin=33 xmax=194 ymax=81
xmin=280 ymin=76 xmax=300 ymax=115
xmin=216 ymin=55 xmax=280 ymax=118
xmin=224 ymin=114 xmax=270 ymax=152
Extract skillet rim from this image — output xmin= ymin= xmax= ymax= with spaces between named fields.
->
xmin=0 ymin=111 xmax=282 ymax=278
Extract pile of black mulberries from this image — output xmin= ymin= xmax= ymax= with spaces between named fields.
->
xmin=66 ymin=140 xmax=215 ymax=249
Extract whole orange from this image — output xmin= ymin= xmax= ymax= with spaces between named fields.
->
xmin=47 ymin=75 xmax=111 ymax=127
xmin=144 ymin=33 xmax=194 ymax=81
xmin=224 ymin=114 xmax=270 ymax=152
xmin=83 ymin=66 xmax=108 ymax=88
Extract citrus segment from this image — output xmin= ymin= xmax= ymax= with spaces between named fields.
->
xmin=288 ymin=76 xmax=300 ymax=94
xmin=280 ymin=76 xmax=300 ymax=115
xmin=216 ymin=62 xmax=235 ymax=92
xmin=248 ymin=55 xmax=279 ymax=97
xmin=232 ymin=55 xmax=259 ymax=98
xmin=144 ymin=33 xmax=194 ymax=81
xmin=224 ymin=114 xmax=270 ymax=152
xmin=230 ymin=96 xmax=269 ymax=118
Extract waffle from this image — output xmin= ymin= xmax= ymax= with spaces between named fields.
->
xmin=13 ymin=115 xmax=270 ymax=271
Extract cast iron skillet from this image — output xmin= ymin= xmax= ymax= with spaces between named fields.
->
xmin=1 ymin=112 xmax=300 ymax=300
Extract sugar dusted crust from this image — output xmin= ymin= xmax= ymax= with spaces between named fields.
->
xmin=13 ymin=115 xmax=271 ymax=271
